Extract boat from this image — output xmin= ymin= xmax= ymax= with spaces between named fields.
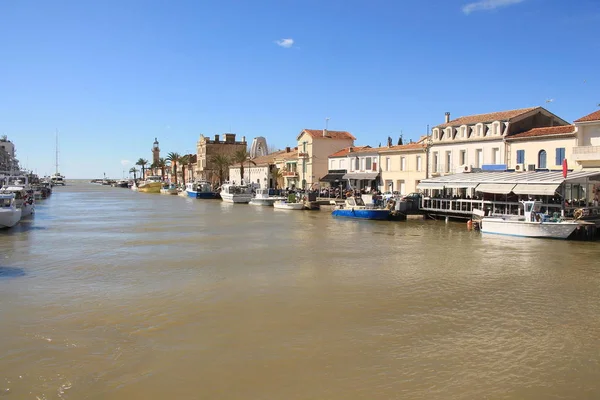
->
xmin=0 ymin=177 xmax=35 ymax=217
xmin=50 ymin=172 xmax=66 ymax=186
xmin=137 ymin=176 xmax=162 ymax=193
xmin=0 ymin=193 xmax=22 ymax=228
xmin=273 ymin=193 xmax=305 ymax=210
xmin=115 ymin=179 xmax=130 ymax=188
xmin=160 ymin=183 xmax=179 ymax=195
xmin=249 ymin=188 xmax=286 ymax=206
xmin=479 ymin=200 xmax=580 ymax=239
xmin=331 ymin=196 xmax=391 ymax=220
xmin=219 ymin=183 xmax=253 ymax=203
xmin=185 ymin=181 xmax=220 ymax=199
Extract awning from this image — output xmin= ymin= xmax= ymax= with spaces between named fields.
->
xmin=342 ymin=172 xmax=379 ymax=180
xmin=512 ymin=183 xmax=561 ymax=196
xmin=320 ymin=173 xmax=345 ymax=183
xmin=443 ymin=182 xmax=480 ymax=189
xmin=416 ymin=182 xmax=447 ymax=190
xmin=475 ymin=183 xmax=516 ymax=194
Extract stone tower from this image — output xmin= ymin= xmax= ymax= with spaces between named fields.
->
xmin=152 ymin=137 xmax=160 ymax=165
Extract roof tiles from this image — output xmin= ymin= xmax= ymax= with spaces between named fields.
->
xmin=506 ymin=125 xmax=576 ymax=140
xmin=574 ymin=109 xmax=600 ymax=123
xmin=301 ymin=129 xmax=356 ymax=140
xmin=436 ymin=107 xmax=539 ymax=128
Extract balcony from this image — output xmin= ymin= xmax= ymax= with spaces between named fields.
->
xmin=572 ymin=146 xmax=600 ymax=163
xmin=282 ymin=170 xmax=298 ymax=177
xmin=298 ymin=152 xmax=309 ymax=158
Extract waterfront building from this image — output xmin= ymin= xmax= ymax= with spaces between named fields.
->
xmin=573 ymin=109 xmax=600 ymax=169
xmin=195 ymin=133 xmax=247 ymax=184
xmin=504 ymin=125 xmax=576 ymax=171
xmin=229 ymin=148 xmax=291 ymax=189
xmin=379 ymin=142 xmax=427 ymax=194
xmin=321 ymin=146 xmax=370 ymax=189
xmin=0 ymin=135 xmax=20 ymax=173
xmin=296 ymin=129 xmax=355 ymax=189
xmin=429 ymin=107 xmax=569 ymax=177
xmin=273 ymin=147 xmax=299 ymax=189
xmin=341 ymin=146 xmax=381 ymax=191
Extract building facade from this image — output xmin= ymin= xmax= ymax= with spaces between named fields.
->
xmin=504 ymin=125 xmax=576 ymax=171
xmin=196 ymin=133 xmax=247 ymax=183
xmin=429 ymin=107 xmax=569 ymax=177
xmin=342 ymin=147 xmax=380 ymax=191
xmin=573 ymin=109 xmax=600 ymax=169
xmin=273 ymin=147 xmax=299 ymax=189
xmin=229 ymin=148 xmax=292 ymax=189
xmin=379 ymin=142 xmax=427 ymax=194
xmin=0 ymin=135 xmax=19 ymax=172
xmin=296 ymin=129 xmax=355 ymax=189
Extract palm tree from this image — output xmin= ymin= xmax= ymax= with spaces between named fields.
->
xmin=157 ymin=158 xmax=167 ymax=180
xmin=233 ymin=148 xmax=256 ymax=183
xmin=129 ymin=167 xmax=139 ymax=181
xmin=166 ymin=152 xmax=181 ymax=184
xmin=136 ymin=158 xmax=148 ymax=179
xmin=272 ymin=167 xmax=284 ymax=189
xmin=179 ymin=154 xmax=190 ymax=184
xmin=210 ymin=154 xmax=231 ymax=185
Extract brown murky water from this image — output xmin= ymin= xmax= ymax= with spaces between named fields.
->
xmin=1 ymin=181 xmax=600 ymax=399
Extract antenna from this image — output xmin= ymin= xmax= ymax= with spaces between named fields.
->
xmin=325 ymin=117 xmax=330 ymax=130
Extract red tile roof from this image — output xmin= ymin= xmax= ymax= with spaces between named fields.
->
xmin=379 ymin=142 xmax=426 ymax=152
xmin=329 ymin=146 xmax=370 ymax=158
xmin=574 ymin=109 xmax=600 ymax=123
xmin=506 ymin=125 xmax=576 ymax=140
xmin=299 ymin=129 xmax=356 ymax=140
xmin=436 ymin=107 xmax=539 ymax=128
xmin=231 ymin=148 xmax=295 ymax=167
xmin=274 ymin=147 xmax=298 ymax=161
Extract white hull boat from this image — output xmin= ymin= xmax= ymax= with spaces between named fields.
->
xmin=273 ymin=200 xmax=304 ymax=210
xmin=160 ymin=184 xmax=178 ymax=195
xmin=479 ymin=201 xmax=579 ymax=240
xmin=249 ymin=188 xmax=285 ymax=206
xmin=220 ymin=183 xmax=253 ymax=204
xmin=0 ymin=194 xmax=22 ymax=228
xmin=0 ymin=177 xmax=34 ymax=217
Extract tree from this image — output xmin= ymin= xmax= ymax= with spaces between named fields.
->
xmin=129 ymin=167 xmax=139 ymax=181
xmin=166 ymin=152 xmax=181 ymax=184
xmin=136 ymin=158 xmax=148 ymax=179
xmin=210 ymin=154 xmax=231 ymax=185
xmin=157 ymin=158 xmax=167 ymax=180
xmin=233 ymin=148 xmax=256 ymax=183
xmin=179 ymin=154 xmax=190 ymax=184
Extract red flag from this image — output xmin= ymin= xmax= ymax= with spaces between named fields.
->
xmin=562 ymin=158 xmax=568 ymax=179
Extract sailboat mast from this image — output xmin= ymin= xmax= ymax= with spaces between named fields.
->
xmin=55 ymin=129 xmax=59 ymax=174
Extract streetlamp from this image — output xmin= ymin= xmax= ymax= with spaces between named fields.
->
xmin=423 ymin=129 xmax=433 ymax=179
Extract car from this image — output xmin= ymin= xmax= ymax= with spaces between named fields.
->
xmin=401 ymin=192 xmax=421 ymax=201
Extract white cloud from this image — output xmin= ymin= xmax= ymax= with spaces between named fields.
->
xmin=121 ymin=160 xmax=131 ymax=166
xmin=462 ymin=0 xmax=525 ymax=15
xmin=275 ymin=38 xmax=294 ymax=48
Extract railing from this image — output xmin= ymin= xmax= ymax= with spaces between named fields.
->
xmin=298 ymin=152 xmax=309 ymax=157
xmin=573 ymin=145 xmax=600 ymax=154
xmin=282 ymin=171 xmax=298 ymax=177
xmin=420 ymin=198 xmax=565 ymax=217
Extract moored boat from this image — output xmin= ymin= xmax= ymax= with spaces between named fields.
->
xmin=331 ymin=196 xmax=391 ymax=220
xmin=479 ymin=200 xmax=580 ymax=239
xmin=220 ymin=183 xmax=253 ymax=203
xmin=249 ymin=188 xmax=286 ymax=206
xmin=137 ymin=176 xmax=162 ymax=193
xmin=0 ymin=177 xmax=35 ymax=217
xmin=160 ymin=183 xmax=179 ymax=195
xmin=273 ymin=193 xmax=305 ymax=210
xmin=186 ymin=181 xmax=219 ymax=199
xmin=0 ymin=193 xmax=22 ymax=228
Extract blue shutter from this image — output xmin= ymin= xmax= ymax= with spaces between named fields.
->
xmin=555 ymin=148 xmax=565 ymax=165
xmin=516 ymin=150 xmax=524 ymax=164
xmin=539 ymin=150 xmax=547 ymax=169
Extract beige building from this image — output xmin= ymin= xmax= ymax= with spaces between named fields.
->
xmin=273 ymin=147 xmax=299 ymax=189
xmin=505 ymin=125 xmax=577 ymax=171
xmin=229 ymin=148 xmax=292 ymax=188
xmin=196 ymin=133 xmax=247 ymax=183
xmin=573 ymin=109 xmax=600 ymax=168
xmin=296 ymin=129 xmax=355 ymax=189
xmin=429 ymin=107 xmax=569 ymax=177
xmin=379 ymin=142 xmax=427 ymax=194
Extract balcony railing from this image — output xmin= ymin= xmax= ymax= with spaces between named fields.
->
xmin=573 ymin=145 xmax=600 ymax=154
xmin=282 ymin=171 xmax=298 ymax=177
xmin=298 ymin=152 xmax=309 ymax=158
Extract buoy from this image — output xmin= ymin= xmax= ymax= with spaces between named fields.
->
xmin=467 ymin=220 xmax=473 ymax=231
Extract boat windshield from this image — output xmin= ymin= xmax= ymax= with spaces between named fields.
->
xmin=1 ymin=198 xmax=12 ymax=207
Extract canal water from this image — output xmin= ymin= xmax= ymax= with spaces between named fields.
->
xmin=1 ymin=181 xmax=599 ymax=399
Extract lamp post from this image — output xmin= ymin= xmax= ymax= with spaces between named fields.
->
xmin=423 ymin=129 xmax=433 ymax=179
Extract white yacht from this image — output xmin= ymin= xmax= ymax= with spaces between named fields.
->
xmin=0 ymin=193 xmax=22 ymax=228
xmin=272 ymin=193 xmax=305 ymax=210
xmin=219 ymin=183 xmax=253 ymax=204
xmin=479 ymin=200 xmax=580 ymax=240
xmin=50 ymin=172 xmax=66 ymax=186
xmin=0 ymin=177 xmax=34 ymax=217
xmin=249 ymin=188 xmax=286 ymax=206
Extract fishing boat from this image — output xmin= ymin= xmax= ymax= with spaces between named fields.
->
xmin=137 ymin=176 xmax=162 ymax=194
xmin=0 ymin=193 xmax=22 ymax=228
xmin=249 ymin=188 xmax=285 ymax=206
xmin=273 ymin=193 xmax=305 ymax=210
xmin=160 ymin=183 xmax=178 ymax=195
xmin=478 ymin=200 xmax=580 ymax=239
xmin=185 ymin=181 xmax=219 ymax=199
xmin=331 ymin=196 xmax=391 ymax=220
xmin=220 ymin=183 xmax=253 ymax=203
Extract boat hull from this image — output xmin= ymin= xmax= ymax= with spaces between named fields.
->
xmin=0 ymin=209 xmax=21 ymax=228
xmin=332 ymin=208 xmax=391 ymax=220
xmin=160 ymin=188 xmax=178 ymax=195
xmin=221 ymin=194 xmax=253 ymax=203
xmin=480 ymin=218 xmax=579 ymax=239
xmin=137 ymin=182 xmax=162 ymax=193
xmin=187 ymin=190 xmax=219 ymax=199
xmin=273 ymin=201 xmax=304 ymax=210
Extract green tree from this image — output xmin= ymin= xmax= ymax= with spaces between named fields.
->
xmin=129 ymin=167 xmax=139 ymax=181
xmin=233 ymin=148 xmax=255 ymax=183
xmin=179 ymin=154 xmax=190 ymax=184
xmin=136 ymin=158 xmax=148 ymax=179
xmin=210 ymin=154 xmax=231 ymax=185
xmin=166 ymin=152 xmax=181 ymax=184
xmin=157 ymin=158 xmax=167 ymax=180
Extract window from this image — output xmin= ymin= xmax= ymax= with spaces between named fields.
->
xmin=330 ymin=159 xmax=336 ymax=170
xmin=366 ymin=157 xmax=372 ymax=170
xmin=492 ymin=148 xmax=500 ymax=164
xmin=302 ymin=142 xmax=306 ymax=152
xmin=416 ymin=156 xmax=422 ymax=171
xmin=538 ymin=150 xmax=547 ymax=169
xmin=385 ymin=157 xmax=391 ymax=172
xmin=340 ymin=159 xmax=346 ymax=170
xmin=445 ymin=151 xmax=451 ymax=173
xmin=516 ymin=150 xmax=525 ymax=164
xmin=372 ymin=158 xmax=377 ymax=171
xmin=433 ymin=152 xmax=439 ymax=173
xmin=476 ymin=149 xmax=483 ymax=168
xmin=555 ymin=148 xmax=566 ymax=165
xmin=400 ymin=157 xmax=406 ymax=171
xmin=355 ymin=157 xmax=359 ymax=170
xmin=460 ymin=150 xmax=467 ymax=166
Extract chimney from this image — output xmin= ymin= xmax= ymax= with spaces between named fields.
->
xmin=242 ymin=136 xmax=246 ymax=143
xmin=323 ymin=129 xmax=327 ymax=137
xmin=285 ymin=146 xmax=290 ymax=153
xmin=348 ymin=146 xmax=353 ymax=153
xmin=214 ymin=134 xmax=220 ymax=143
xmin=445 ymin=112 xmax=451 ymax=124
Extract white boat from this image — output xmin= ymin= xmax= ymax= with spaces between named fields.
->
xmin=0 ymin=193 xmax=22 ymax=228
xmin=160 ymin=183 xmax=178 ymax=195
xmin=220 ymin=183 xmax=253 ymax=203
xmin=273 ymin=193 xmax=305 ymax=210
xmin=249 ymin=188 xmax=286 ymax=206
xmin=479 ymin=200 xmax=580 ymax=240
xmin=50 ymin=172 xmax=66 ymax=186
xmin=0 ymin=177 xmax=34 ymax=217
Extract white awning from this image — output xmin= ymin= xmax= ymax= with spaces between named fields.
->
xmin=416 ymin=182 xmax=446 ymax=190
xmin=511 ymin=183 xmax=561 ymax=196
xmin=443 ymin=182 xmax=480 ymax=189
xmin=475 ymin=183 xmax=516 ymax=194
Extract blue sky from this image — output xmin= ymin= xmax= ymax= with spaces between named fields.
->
xmin=1 ymin=0 xmax=599 ymax=178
